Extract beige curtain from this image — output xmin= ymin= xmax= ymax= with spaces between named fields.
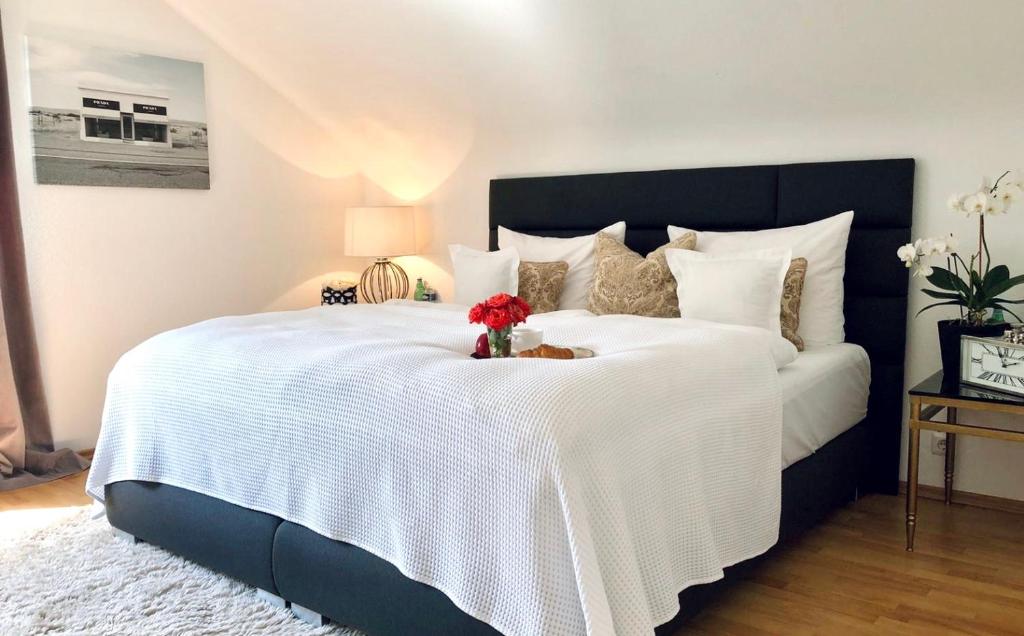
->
xmin=0 ymin=10 xmax=88 ymax=489
xmin=0 ymin=287 xmax=26 ymax=475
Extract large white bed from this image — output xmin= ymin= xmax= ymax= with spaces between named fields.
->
xmin=86 ymin=300 xmax=872 ymax=636
xmin=89 ymin=159 xmax=913 ymax=636
xmin=87 ymin=301 xmax=803 ymax=635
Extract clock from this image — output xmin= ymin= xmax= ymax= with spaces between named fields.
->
xmin=960 ymin=335 xmax=1024 ymax=396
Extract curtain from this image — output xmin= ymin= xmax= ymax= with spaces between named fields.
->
xmin=0 ymin=12 xmax=89 ymax=490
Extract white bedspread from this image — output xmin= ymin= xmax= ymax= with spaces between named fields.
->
xmin=87 ymin=302 xmax=790 ymax=636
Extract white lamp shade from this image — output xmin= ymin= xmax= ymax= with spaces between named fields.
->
xmin=344 ymin=206 xmax=417 ymax=257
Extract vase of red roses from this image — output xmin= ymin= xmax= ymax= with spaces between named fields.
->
xmin=468 ymin=293 xmax=532 ymax=358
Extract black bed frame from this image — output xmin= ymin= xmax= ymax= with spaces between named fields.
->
xmin=105 ymin=158 xmax=915 ymax=635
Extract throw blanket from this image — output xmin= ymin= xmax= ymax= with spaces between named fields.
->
xmin=87 ymin=302 xmax=791 ymax=635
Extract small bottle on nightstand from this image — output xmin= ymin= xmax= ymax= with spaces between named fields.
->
xmin=414 ymin=278 xmax=426 ymax=301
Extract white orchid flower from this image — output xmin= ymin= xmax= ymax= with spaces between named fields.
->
xmin=913 ymin=263 xmax=934 ymax=278
xmin=995 ymin=182 xmax=1020 ymax=208
xmin=983 ymin=196 xmax=1006 ymax=215
xmin=897 ymin=243 xmax=917 ymax=264
xmin=947 ymin=193 xmax=966 ymax=214
xmin=962 ymin=192 xmax=987 ymax=216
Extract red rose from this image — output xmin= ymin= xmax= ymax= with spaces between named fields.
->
xmin=484 ymin=308 xmax=511 ymax=331
xmin=514 ymin=296 xmax=531 ymax=317
xmin=486 ymin=292 xmax=513 ymax=309
xmin=468 ymin=303 xmax=487 ymax=324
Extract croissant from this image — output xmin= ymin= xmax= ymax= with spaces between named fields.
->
xmin=517 ymin=344 xmax=574 ymax=359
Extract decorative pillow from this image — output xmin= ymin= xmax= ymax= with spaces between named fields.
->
xmin=665 ymin=247 xmax=793 ymax=333
xmin=588 ymin=232 xmax=697 ymax=317
xmin=498 ymin=222 xmax=627 ymax=311
xmin=668 ymin=211 xmax=853 ymax=346
xmin=781 ymin=258 xmax=808 ymax=351
xmin=518 ymin=261 xmax=569 ymax=314
xmin=448 ymin=244 xmax=519 ymax=306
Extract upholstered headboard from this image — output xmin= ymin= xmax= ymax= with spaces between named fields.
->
xmin=489 ymin=158 xmax=915 ymax=494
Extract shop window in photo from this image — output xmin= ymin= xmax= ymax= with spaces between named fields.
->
xmin=133 ymin=121 xmax=168 ymax=143
xmin=83 ymin=116 xmax=122 ymax=139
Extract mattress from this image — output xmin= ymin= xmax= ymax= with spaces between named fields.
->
xmin=780 ymin=343 xmax=870 ymax=468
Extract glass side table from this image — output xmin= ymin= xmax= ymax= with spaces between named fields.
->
xmin=906 ymin=371 xmax=1024 ymax=551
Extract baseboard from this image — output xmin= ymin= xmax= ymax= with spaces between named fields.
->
xmin=898 ymin=481 xmax=1024 ymax=515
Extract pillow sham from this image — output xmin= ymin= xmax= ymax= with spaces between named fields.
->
xmin=498 ymin=221 xmax=627 ymax=310
xmin=667 ymin=211 xmax=853 ymax=346
xmin=518 ymin=261 xmax=569 ymax=314
xmin=781 ymin=258 xmax=808 ymax=351
xmin=448 ymin=244 xmax=519 ymax=306
xmin=588 ymin=232 xmax=697 ymax=317
xmin=665 ymin=247 xmax=792 ymax=333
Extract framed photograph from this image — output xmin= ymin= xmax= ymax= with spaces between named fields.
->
xmin=26 ymin=37 xmax=210 ymax=189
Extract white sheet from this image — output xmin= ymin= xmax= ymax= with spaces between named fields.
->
xmin=780 ymin=343 xmax=870 ymax=469
xmin=87 ymin=302 xmax=790 ymax=636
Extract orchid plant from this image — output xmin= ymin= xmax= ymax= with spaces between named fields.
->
xmin=898 ymin=170 xmax=1024 ymax=326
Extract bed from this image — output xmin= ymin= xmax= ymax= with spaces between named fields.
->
xmin=91 ymin=158 xmax=914 ymax=635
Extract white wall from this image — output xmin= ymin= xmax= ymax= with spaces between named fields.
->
xmin=1 ymin=0 xmax=366 ymax=449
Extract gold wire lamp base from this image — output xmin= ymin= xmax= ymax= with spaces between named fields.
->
xmin=359 ymin=258 xmax=409 ymax=303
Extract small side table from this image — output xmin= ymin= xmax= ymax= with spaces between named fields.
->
xmin=906 ymin=371 xmax=1024 ymax=551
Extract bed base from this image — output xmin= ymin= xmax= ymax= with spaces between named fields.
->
xmin=105 ymin=420 xmax=867 ymax=635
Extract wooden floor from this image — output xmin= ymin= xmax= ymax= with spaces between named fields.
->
xmin=3 ymin=474 xmax=1023 ymax=635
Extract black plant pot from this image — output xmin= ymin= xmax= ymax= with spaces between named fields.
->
xmin=937 ymin=319 xmax=1008 ymax=389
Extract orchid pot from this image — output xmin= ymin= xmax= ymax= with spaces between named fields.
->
xmin=898 ymin=169 xmax=1024 ymax=384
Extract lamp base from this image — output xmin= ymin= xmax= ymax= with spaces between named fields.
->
xmin=359 ymin=258 xmax=409 ymax=303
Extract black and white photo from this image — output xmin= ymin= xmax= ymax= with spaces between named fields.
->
xmin=26 ymin=37 xmax=209 ymax=189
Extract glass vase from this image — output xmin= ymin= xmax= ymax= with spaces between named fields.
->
xmin=487 ymin=326 xmax=512 ymax=358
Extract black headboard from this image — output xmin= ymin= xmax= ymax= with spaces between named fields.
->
xmin=489 ymin=158 xmax=915 ymax=494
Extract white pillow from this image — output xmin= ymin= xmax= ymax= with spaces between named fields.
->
xmin=498 ymin=222 xmax=626 ymax=310
xmin=665 ymin=247 xmax=792 ymax=333
xmin=448 ymin=244 xmax=520 ymax=306
xmin=668 ymin=211 xmax=853 ymax=346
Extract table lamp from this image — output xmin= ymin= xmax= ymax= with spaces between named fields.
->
xmin=344 ymin=206 xmax=416 ymax=303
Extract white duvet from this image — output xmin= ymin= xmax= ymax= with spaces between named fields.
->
xmin=87 ymin=301 xmax=793 ymax=636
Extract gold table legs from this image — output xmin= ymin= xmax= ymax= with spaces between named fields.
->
xmin=944 ymin=408 xmax=957 ymax=505
xmin=907 ymin=403 xmax=958 ymax=550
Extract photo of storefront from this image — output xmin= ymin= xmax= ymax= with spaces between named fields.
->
xmin=26 ymin=36 xmax=209 ymax=189
xmin=79 ymin=87 xmax=172 ymax=147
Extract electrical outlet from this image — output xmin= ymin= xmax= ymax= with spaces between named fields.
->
xmin=931 ymin=431 xmax=947 ymax=455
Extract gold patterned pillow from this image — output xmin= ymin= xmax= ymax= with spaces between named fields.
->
xmin=588 ymin=232 xmax=697 ymax=317
xmin=518 ymin=261 xmax=569 ymax=314
xmin=781 ymin=258 xmax=808 ymax=351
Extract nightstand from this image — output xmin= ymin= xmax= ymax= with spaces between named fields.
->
xmin=906 ymin=371 xmax=1024 ymax=551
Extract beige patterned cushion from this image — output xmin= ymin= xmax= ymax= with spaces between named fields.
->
xmin=518 ymin=261 xmax=569 ymax=314
xmin=588 ymin=232 xmax=697 ymax=317
xmin=781 ymin=258 xmax=808 ymax=351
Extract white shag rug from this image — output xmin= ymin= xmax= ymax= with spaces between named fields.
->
xmin=0 ymin=506 xmax=362 ymax=635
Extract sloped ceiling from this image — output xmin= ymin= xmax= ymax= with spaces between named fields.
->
xmin=165 ymin=0 xmax=595 ymax=199
xmin=165 ymin=0 xmax=1023 ymax=199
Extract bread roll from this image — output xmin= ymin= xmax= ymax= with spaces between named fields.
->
xmin=517 ymin=344 xmax=574 ymax=359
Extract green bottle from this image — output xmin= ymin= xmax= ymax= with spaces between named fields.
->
xmin=989 ymin=307 xmax=1005 ymax=325
xmin=414 ymin=278 xmax=426 ymax=301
